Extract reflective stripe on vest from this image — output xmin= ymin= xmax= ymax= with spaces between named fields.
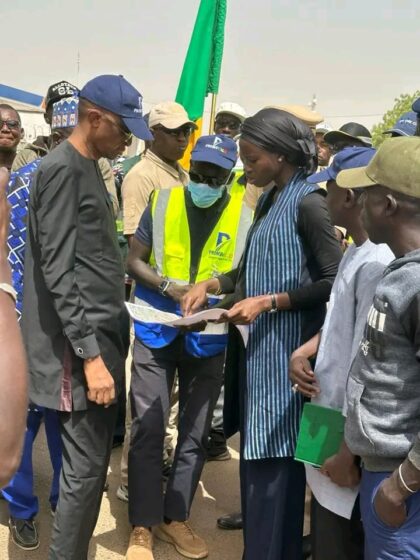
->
xmin=135 ymin=187 xmax=252 ymax=357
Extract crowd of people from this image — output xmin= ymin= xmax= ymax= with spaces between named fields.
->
xmin=0 ymin=73 xmax=420 ymax=560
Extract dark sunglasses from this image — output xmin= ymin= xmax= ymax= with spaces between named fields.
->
xmin=157 ymin=125 xmax=194 ymax=138
xmin=189 ymin=171 xmax=227 ymax=188
xmin=101 ymin=113 xmax=133 ymax=143
xmin=0 ymin=119 xmax=20 ymax=130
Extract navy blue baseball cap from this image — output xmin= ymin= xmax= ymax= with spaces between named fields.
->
xmin=384 ymin=111 xmax=417 ymax=137
xmin=79 ymin=74 xmax=152 ymax=140
xmin=307 ymin=146 xmax=377 ymax=184
xmin=191 ymin=134 xmax=238 ymax=169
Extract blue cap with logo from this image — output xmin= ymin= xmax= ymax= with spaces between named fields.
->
xmin=384 ymin=111 xmax=417 ymax=137
xmin=191 ymin=134 xmax=238 ymax=169
xmin=307 ymin=146 xmax=377 ymax=184
xmin=79 ymin=74 xmax=152 ymax=140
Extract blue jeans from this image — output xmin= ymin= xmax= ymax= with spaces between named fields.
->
xmin=360 ymin=469 xmax=420 ymax=559
xmin=2 ymin=406 xmax=62 ymax=520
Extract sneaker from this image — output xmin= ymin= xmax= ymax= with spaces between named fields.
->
xmin=9 ymin=517 xmax=39 ymax=550
xmin=155 ymin=521 xmax=208 ymax=559
xmin=126 ymin=527 xmax=154 ymax=560
xmin=117 ymin=484 xmax=129 ymax=503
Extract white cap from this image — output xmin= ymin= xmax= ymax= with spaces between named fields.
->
xmin=216 ymin=102 xmax=247 ymax=123
xmin=316 ymin=122 xmax=333 ymax=135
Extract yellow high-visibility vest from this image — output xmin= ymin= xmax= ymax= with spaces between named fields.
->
xmin=149 ymin=186 xmax=252 ymax=283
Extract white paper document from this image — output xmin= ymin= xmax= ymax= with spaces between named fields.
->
xmin=125 ymin=302 xmax=249 ymax=346
xmin=305 ymin=464 xmax=359 ymax=520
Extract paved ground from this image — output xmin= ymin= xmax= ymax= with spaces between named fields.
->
xmin=0 ymin=428 xmax=243 ymax=559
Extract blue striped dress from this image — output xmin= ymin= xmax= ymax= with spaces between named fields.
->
xmin=244 ymin=171 xmax=316 ymax=460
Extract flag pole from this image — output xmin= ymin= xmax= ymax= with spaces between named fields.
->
xmin=209 ymin=93 xmax=218 ymax=133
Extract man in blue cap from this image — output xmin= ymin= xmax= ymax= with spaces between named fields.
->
xmin=4 ymin=97 xmax=79 ymax=552
xmin=289 ymin=147 xmax=394 ymax=560
xmin=125 ymin=135 xmax=252 ymax=560
xmin=383 ymin=111 xmax=417 ymax=137
xmin=20 ymin=74 xmax=151 ymax=560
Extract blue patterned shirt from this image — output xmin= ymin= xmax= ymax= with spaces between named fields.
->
xmin=7 ymin=159 xmax=42 ymax=319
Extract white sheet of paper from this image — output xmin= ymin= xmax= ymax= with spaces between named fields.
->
xmin=305 ymin=464 xmax=359 ymax=520
xmin=125 ymin=302 xmax=249 ymax=346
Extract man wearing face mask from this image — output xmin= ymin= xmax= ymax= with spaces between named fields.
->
xmin=125 ymin=134 xmax=252 ymax=560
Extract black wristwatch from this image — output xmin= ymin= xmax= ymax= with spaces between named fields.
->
xmin=158 ymin=280 xmax=171 ymax=297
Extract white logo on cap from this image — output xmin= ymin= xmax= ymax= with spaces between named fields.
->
xmin=133 ymin=95 xmax=143 ymax=114
xmin=213 ymin=136 xmax=223 ymax=147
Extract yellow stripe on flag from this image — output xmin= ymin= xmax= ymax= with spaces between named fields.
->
xmin=179 ymin=118 xmax=203 ymax=170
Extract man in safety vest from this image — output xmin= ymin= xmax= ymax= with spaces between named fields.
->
xmin=125 ymin=134 xmax=252 ymax=560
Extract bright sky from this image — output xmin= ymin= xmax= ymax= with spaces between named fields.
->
xmin=3 ymin=0 xmax=420 ymax=130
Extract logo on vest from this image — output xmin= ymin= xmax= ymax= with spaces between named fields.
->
xmin=209 ymin=232 xmax=232 ymax=261
xmin=216 ymin=232 xmax=230 ymax=247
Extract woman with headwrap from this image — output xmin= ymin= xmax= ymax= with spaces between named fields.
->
xmin=182 ymin=108 xmax=342 ymax=559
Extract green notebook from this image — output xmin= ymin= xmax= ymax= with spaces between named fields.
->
xmin=295 ymin=403 xmax=345 ymax=467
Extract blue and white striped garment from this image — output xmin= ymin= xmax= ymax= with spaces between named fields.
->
xmin=244 ymin=170 xmax=316 ymax=460
xmin=7 ymin=159 xmax=41 ymax=319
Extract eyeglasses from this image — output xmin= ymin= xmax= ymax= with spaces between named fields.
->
xmin=214 ymin=117 xmax=241 ymax=131
xmin=101 ymin=113 xmax=133 ymax=143
xmin=0 ymin=119 xmax=20 ymax=130
xmin=155 ymin=125 xmax=194 ymax=138
xmin=189 ymin=171 xmax=227 ymax=188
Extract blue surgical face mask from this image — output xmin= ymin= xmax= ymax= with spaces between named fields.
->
xmin=187 ymin=181 xmax=225 ymax=208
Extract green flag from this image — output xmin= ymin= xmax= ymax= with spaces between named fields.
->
xmin=176 ymin=0 xmax=227 ymax=124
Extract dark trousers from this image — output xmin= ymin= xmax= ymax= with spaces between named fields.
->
xmin=128 ymin=337 xmax=224 ymax=527
xmin=240 ymin=456 xmax=306 ymax=560
xmin=311 ymin=495 xmax=364 ymax=560
xmin=49 ymin=405 xmax=117 ymax=560
xmin=3 ymin=406 xmax=62 ymax=519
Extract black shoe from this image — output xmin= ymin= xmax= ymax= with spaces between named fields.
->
xmin=9 ymin=517 xmax=39 ymax=550
xmin=112 ymin=435 xmax=124 ymax=449
xmin=207 ymin=448 xmax=232 ymax=461
xmin=217 ymin=512 xmax=243 ymax=530
xmin=302 ymin=534 xmax=311 ymax=560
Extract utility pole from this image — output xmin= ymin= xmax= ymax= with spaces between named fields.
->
xmin=76 ymin=51 xmax=81 ymax=87
xmin=309 ymin=93 xmax=317 ymax=112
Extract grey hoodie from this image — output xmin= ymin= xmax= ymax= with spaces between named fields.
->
xmin=345 ymin=248 xmax=420 ymax=472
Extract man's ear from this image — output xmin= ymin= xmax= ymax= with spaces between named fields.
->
xmin=87 ymin=109 xmax=102 ymax=129
xmin=344 ymin=188 xmax=357 ymax=208
xmin=385 ymin=193 xmax=398 ymax=217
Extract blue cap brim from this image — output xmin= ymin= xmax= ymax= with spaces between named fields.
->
xmin=383 ymin=128 xmax=409 ymax=137
xmin=307 ymin=168 xmax=334 ymax=184
xmin=191 ymin=151 xmax=234 ymax=170
xmin=123 ymin=115 xmax=153 ymax=141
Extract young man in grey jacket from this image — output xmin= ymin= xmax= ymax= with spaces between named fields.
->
xmin=336 ymin=136 xmax=420 ymax=559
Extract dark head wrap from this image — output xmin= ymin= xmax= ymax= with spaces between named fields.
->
xmin=241 ymin=108 xmax=318 ymax=174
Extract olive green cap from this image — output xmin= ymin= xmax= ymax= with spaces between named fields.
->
xmin=336 ymin=137 xmax=420 ymax=198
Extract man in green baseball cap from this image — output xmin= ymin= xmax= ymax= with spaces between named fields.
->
xmin=336 ymin=136 xmax=420 ymax=558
